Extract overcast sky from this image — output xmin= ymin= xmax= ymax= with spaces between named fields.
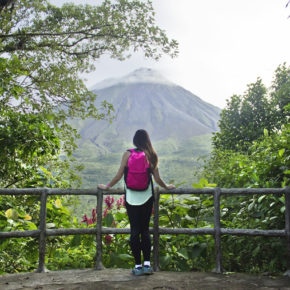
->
xmin=50 ymin=0 xmax=290 ymax=108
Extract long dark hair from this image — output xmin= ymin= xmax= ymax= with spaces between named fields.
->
xmin=133 ymin=129 xmax=158 ymax=170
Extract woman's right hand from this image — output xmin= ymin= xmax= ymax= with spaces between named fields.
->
xmin=165 ymin=184 xmax=175 ymax=190
xmin=97 ymin=184 xmax=110 ymax=190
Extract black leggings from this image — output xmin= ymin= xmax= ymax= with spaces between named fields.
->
xmin=125 ymin=197 xmax=153 ymax=265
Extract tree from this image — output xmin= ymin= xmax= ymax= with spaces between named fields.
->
xmin=204 ymin=64 xmax=290 ymax=188
xmin=212 ymin=64 xmax=289 ymax=152
xmin=0 ymin=0 xmax=178 ymax=120
xmin=0 ymin=0 xmax=178 ymax=187
xmin=270 ymin=63 xmax=290 ymax=127
xmin=199 ymin=67 xmax=290 ymax=273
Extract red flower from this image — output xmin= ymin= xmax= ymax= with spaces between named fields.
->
xmin=81 ymin=214 xmax=88 ymax=223
xmin=81 ymin=214 xmax=93 ymax=226
xmin=105 ymin=234 xmax=113 ymax=245
xmin=92 ymin=208 xmax=97 ymax=222
xmin=105 ymin=196 xmax=114 ymax=209
xmin=117 ymin=196 xmax=125 ymax=209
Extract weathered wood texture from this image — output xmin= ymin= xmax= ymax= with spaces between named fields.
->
xmin=0 ymin=187 xmax=289 ymax=275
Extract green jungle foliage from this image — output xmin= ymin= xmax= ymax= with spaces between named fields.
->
xmin=0 ymin=0 xmax=289 ymax=274
xmin=212 ymin=63 xmax=289 ymax=152
xmin=198 ymin=63 xmax=290 ymax=274
xmin=0 ymin=0 xmax=178 ymax=188
xmin=1 ymin=188 xmax=287 ymax=275
xmin=202 ymin=64 xmax=289 ymax=190
xmin=1 ymin=61 xmax=289 ymax=275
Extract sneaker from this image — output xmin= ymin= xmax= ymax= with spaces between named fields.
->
xmin=143 ymin=265 xmax=153 ymax=275
xmin=132 ymin=267 xmax=144 ymax=276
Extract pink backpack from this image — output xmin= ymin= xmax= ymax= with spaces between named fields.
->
xmin=124 ymin=149 xmax=151 ymax=191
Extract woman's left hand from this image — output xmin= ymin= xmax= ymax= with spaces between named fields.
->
xmin=165 ymin=184 xmax=176 ymax=190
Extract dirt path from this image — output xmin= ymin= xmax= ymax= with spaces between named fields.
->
xmin=0 ymin=268 xmax=290 ymax=290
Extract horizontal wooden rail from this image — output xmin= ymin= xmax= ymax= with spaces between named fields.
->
xmin=0 ymin=187 xmax=285 ymax=195
xmin=0 ymin=187 xmax=289 ymax=276
xmin=0 ymin=227 xmax=286 ymax=239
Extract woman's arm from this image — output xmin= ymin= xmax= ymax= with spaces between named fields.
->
xmin=152 ymin=167 xmax=175 ymax=190
xmin=97 ymin=151 xmax=130 ymax=190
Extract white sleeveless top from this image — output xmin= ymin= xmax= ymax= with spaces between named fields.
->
xmin=125 ymin=184 xmax=152 ymax=205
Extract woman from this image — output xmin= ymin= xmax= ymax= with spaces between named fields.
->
xmin=98 ymin=129 xmax=175 ymax=276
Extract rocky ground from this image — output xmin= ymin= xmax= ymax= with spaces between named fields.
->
xmin=0 ymin=268 xmax=290 ymax=290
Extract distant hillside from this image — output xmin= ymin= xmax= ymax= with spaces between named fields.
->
xmin=71 ymin=68 xmax=221 ymax=188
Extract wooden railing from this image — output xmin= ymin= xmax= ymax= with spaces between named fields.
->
xmin=0 ymin=187 xmax=289 ymax=275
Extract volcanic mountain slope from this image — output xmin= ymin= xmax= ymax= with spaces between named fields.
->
xmin=75 ymin=68 xmax=220 ymax=150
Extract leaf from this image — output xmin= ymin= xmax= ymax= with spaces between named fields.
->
xmin=176 ymin=248 xmax=188 ymax=260
xmin=258 ymin=195 xmax=266 ymax=203
xmin=159 ymin=255 xmax=172 ymax=267
xmin=24 ymin=214 xmax=32 ymax=221
xmin=104 ymin=213 xmax=114 ymax=227
xmin=46 ymin=223 xmax=56 ymax=228
xmin=191 ymin=246 xmax=204 ymax=258
xmin=253 ymin=245 xmax=260 ymax=256
xmin=5 ymin=209 xmax=13 ymax=219
xmin=269 ymin=216 xmax=277 ymax=221
xmin=70 ymin=235 xmax=82 ymax=247
xmin=248 ymin=200 xmax=255 ymax=211
xmin=26 ymin=222 xmax=37 ymax=230
xmin=264 ymin=128 xmax=268 ymax=137
xmin=114 ymin=211 xmax=127 ymax=222
xmin=0 ymin=239 xmax=10 ymax=251
xmin=199 ymin=178 xmax=209 ymax=187
xmin=284 ymin=170 xmax=290 ymax=174
xmin=5 ymin=209 xmax=18 ymax=220
xmin=55 ymin=199 xmax=62 ymax=208
xmin=279 ymin=149 xmax=285 ymax=157
xmin=192 ymin=178 xmax=209 ymax=188
xmin=202 ymin=199 xmax=213 ymax=207
xmin=117 ymin=254 xmax=132 ymax=261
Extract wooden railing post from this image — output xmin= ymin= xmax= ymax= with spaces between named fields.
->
xmin=213 ymin=187 xmax=222 ymax=273
xmin=95 ymin=190 xmax=104 ymax=270
xmin=153 ymin=187 xmax=160 ymax=271
xmin=37 ymin=188 xmax=48 ymax=273
xmin=284 ymin=186 xmax=290 ymax=277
